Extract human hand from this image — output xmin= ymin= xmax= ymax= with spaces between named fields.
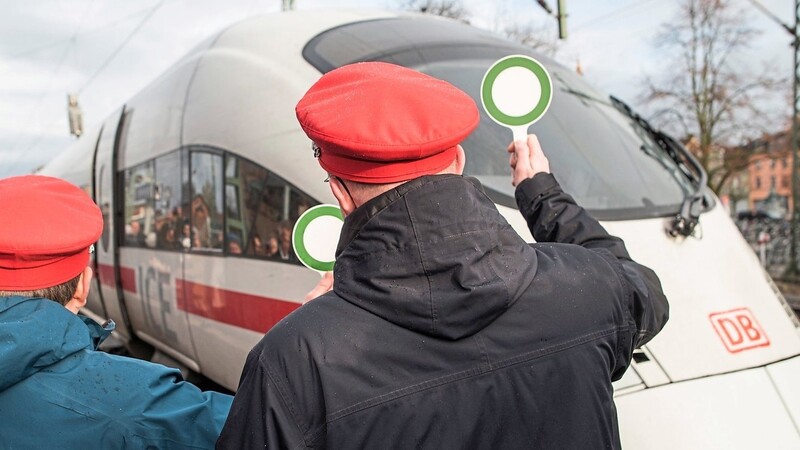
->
xmin=304 ymin=271 xmax=333 ymax=304
xmin=507 ymin=134 xmax=550 ymax=187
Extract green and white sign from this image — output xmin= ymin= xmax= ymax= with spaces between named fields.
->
xmin=292 ymin=204 xmax=344 ymax=272
xmin=481 ymin=55 xmax=553 ymax=141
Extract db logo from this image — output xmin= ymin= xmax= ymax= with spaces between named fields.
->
xmin=709 ymin=308 xmax=770 ymax=353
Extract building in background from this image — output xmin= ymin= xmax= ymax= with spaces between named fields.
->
xmin=683 ymin=135 xmax=750 ymax=217
xmin=747 ymin=129 xmax=793 ymax=219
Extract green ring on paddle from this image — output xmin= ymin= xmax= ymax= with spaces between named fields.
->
xmin=292 ymin=204 xmax=343 ymax=272
xmin=481 ymin=55 xmax=553 ymax=127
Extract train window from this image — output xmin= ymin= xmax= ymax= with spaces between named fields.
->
xmin=190 ymin=152 xmax=224 ymax=252
xmin=427 ymin=62 xmax=692 ymax=219
xmin=303 ymin=17 xmax=512 ymax=73
xmin=153 ymin=151 xmax=185 ymax=251
xmin=305 ymin=18 xmax=699 ymax=220
xmin=223 ymin=154 xmax=317 ymax=264
xmin=123 ymin=160 xmax=155 ymax=247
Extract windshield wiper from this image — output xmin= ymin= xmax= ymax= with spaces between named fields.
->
xmin=609 ymin=96 xmax=709 ymax=238
xmin=655 ymin=131 xmax=710 ymax=237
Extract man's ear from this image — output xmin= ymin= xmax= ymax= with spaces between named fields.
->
xmin=329 ymin=177 xmax=356 ymax=217
xmin=455 ymin=145 xmax=466 ymax=175
xmin=65 ymin=266 xmax=92 ymax=314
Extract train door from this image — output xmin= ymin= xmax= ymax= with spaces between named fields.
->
xmin=86 ymin=126 xmax=108 ymax=319
xmin=93 ymin=107 xmax=136 ymax=342
xmin=119 ymin=148 xmax=199 ymax=371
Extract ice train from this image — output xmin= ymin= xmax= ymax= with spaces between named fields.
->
xmin=39 ymin=10 xmax=800 ymax=448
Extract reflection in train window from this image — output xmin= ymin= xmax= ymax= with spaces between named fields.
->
xmin=153 ymin=151 xmax=185 ymax=250
xmin=123 ymin=161 xmax=155 ymax=247
xmin=122 ymin=148 xmax=318 ymax=261
xmin=191 ymin=151 xmax=224 ymax=252
xmin=224 ymin=154 xmax=317 ymax=264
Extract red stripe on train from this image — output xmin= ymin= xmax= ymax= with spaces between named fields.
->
xmin=96 ymin=263 xmax=138 ymax=294
xmin=176 ymin=279 xmax=301 ymax=333
xmin=120 ymin=267 xmax=137 ymax=293
xmin=96 ymin=263 xmax=115 ymax=287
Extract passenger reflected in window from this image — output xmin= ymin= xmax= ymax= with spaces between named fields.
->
xmin=294 ymin=199 xmax=310 ymax=221
xmin=227 ymin=233 xmax=243 ymax=255
xmin=170 ymin=206 xmax=184 ymax=231
xmin=277 ymin=221 xmax=298 ymax=263
xmin=192 ymin=196 xmax=212 ymax=248
xmin=125 ymin=220 xmax=145 ymax=246
xmin=247 ymin=233 xmax=265 ymax=257
xmin=180 ymin=220 xmax=192 ymax=250
xmin=264 ymin=234 xmax=279 ymax=260
xmin=156 ymin=222 xmax=175 ymax=249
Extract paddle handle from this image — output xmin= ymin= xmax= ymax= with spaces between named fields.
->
xmin=511 ymin=125 xmax=529 ymax=142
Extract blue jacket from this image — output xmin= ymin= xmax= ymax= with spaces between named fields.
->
xmin=0 ymin=296 xmax=232 ymax=449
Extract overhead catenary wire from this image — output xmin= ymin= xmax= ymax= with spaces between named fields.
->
xmin=1 ymin=3 xmax=167 ymax=61
xmin=571 ymin=0 xmax=659 ymax=33
xmin=4 ymin=0 xmax=97 ymax=174
xmin=745 ymin=0 xmax=794 ymax=35
xmin=77 ymin=0 xmax=167 ymax=94
xmin=10 ymin=0 xmax=166 ymax=176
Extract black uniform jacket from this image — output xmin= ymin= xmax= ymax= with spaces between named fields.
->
xmin=217 ymin=173 xmax=669 ymax=449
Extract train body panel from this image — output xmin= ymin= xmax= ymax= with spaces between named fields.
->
xmin=500 ymin=201 xmax=800 ymax=383
xmin=37 ymin=9 xmax=800 ymax=447
xmin=183 ymin=255 xmax=314 ymax=388
xmin=37 ymin=124 xmax=97 ymax=192
xmin=178 ymin=11 xmax=386 ymax=204
xmin=603 ymin=205 xmax=800 ymax=380
xmin=121 ymin=38 xmax=212 ymax=169
xmin=616 ymin=356 xmax=800 ymax=448
xmin=121 ymin=247 xmax=197 ymax=368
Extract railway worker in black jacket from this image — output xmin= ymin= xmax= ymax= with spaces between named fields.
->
xmin=217 ymin=62 xmax=669 ymax=449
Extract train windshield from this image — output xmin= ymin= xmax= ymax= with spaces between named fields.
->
xmin=304 ymin=18 xmax=694 ymax=220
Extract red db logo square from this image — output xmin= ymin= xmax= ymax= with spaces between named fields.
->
xmin=709 ymin=308 xmax=770 ymax=353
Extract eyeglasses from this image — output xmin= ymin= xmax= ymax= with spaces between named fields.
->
xmin=324 ymin=174 xmax=353 ymax=199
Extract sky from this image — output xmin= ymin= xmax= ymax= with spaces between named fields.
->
xmin=0 ymin=0 xmax=794 ymax=177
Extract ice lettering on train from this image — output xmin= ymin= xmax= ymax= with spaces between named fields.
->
xmin=138 ymin=265 xmax=177 ymax=342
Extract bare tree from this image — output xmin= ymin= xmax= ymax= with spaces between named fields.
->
xmin=642 ymin=0 xmax=786 ymax=194
xmin=501 ymin=21 xmax=559 ymax=57
xmin=399 ymin=1 xmax=558 ymax=57
xmin=400 ymin=0 xmax=471 ymax=23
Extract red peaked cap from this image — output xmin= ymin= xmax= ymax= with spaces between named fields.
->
xmin=0 ymin=175 xmax=102 ymax=291
xmin=295 ymin=62 xmax=479 ymax=184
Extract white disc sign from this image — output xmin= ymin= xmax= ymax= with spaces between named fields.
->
xmin=292 ymin=204 xmax=344 ymax=272
xmin=481 ymin=55 xmax=553 ymax=141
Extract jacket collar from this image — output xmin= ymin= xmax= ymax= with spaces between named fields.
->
xmin=0 ymin=296 xmax=112 ymax=390
xmin=80 ymin=315 xmax=115 ymax=349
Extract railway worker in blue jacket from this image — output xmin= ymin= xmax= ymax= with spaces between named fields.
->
xmin=218 ymin=62 xmax=669 ymax=449
xmin=0 ymin=175 xmax=232 ymax=449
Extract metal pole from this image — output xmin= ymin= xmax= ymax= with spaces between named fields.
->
xmin=786 ymin=0 xmax=800 ymax=278
xmin=534 ymin=0 xmax=566 ymax=40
